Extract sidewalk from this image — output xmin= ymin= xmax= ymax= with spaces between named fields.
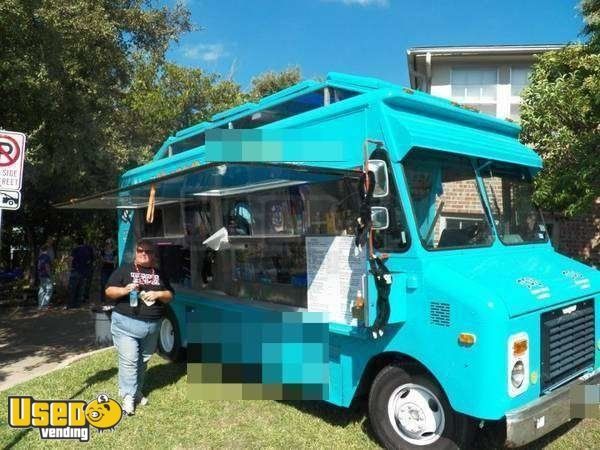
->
xmin=0 ymin=305 xmax=110 ymax=391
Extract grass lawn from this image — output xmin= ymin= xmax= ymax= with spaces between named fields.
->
xmin=1 ymin=349 xmax=598 ymax=449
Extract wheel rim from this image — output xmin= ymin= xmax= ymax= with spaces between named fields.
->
xmin=160 ymin=317 xmax=175 ymax=353
xmin=387 ymin=383 xmax=445 ymax=446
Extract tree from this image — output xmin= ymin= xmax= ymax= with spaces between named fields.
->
xmin=520 ymin=2 xmax=600 ymax=216
xmin=118 ymin=57 xmax=244 ymax=165
xmin=119 ymin=63 xmax=304 ymax=163
xmin=0 ymin=0 xmax=306 ymax=276
xmin=0 ymin=0 xmax=191 ymax=270
xmin=582 ymin=0 xmax=600 ymax=48
xmin=247 ymin=66 xmax=302 ymax=101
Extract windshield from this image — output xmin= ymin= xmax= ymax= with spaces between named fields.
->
xmin=479 ymin=161 xmax=548 ymax=245
xmin=403 ymin=149 xmax=493 ymax=250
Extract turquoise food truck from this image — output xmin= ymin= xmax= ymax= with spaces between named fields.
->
xmin=59 ymin=72 xmax=599 ymax=449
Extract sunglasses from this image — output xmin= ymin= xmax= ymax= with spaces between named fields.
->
xmin=136 ymin=248 xmax=154 ymax=255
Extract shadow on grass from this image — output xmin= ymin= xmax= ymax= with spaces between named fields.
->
xmin=473 ymin=418 xmax=583 ymax=450
xmin=69 ymin=367 xmax=118 ymax=400
xmin=4 ymin=428 xmax=33 ymax=450
xmin=280 ymin=398 xmax=381 ymax=446
xmin=144 ymin=361 xmax=187 ymax=395
xmin=284 ymin=400 xmax=584 ymax=450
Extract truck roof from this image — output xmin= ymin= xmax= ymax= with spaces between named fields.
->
xmin=57 ymin=72 xmax=542 ymax=210
xmin=119 ymin=71 xmax=540 ymax=187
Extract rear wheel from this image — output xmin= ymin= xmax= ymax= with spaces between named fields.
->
xmin=157 ymin=307 xmax=184 ymax=361
xmin=368 ymin=365 xmax=473 ymax=449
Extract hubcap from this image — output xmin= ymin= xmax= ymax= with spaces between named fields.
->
xmin=387 ymin=383 xmax=445 ymax=446
xmin=160 ymin=318 xmax=175 ymax=353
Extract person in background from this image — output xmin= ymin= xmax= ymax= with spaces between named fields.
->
xmin=45 ymin=237 xmax=56 ymax=264
xmin=100 ymin=238 xmax=116 ymax=302
xmin=67 ymin=237 xmax=93 ymax=309
xmin=37 ymin=244 xmax=53 ymax=310
xmin=81 ymin=239 xmax=95 ymax=303
xmin=105 ymin=238 xmax=174 ymax=415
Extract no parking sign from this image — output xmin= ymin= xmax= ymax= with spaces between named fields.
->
xmin=0 ymin=131 xmax=26 ymax=194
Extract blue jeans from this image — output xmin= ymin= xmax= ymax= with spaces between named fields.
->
xmin=110 ymin=311 xmax=160 ymax=398
xmin=38 ymin=277 xmax=53 ymax=308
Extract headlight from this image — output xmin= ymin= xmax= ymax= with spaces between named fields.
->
xmin=508 ymin=332 xmax=529 ymax=397
xmin=511 ymin=360 xmax=525 ymax=388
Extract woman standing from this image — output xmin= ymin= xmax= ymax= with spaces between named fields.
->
xmin=105 ymin=239 xmax=174 ymax=415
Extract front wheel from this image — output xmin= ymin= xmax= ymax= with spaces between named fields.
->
xmin=368 ymin=365 xmax=473 ymax=449
xmin=157 ymin=307 xmax=184 ymax=362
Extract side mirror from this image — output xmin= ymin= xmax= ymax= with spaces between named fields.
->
xmin=367 ymin=159 xmax=389 ymax=198
xmin=371 ymin=207 xmax=389 ymax=230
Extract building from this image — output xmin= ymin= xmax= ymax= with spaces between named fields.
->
xmin=406 ymin=44 xmax=563 ymax=121
xmin=406 ymin=45 xmax=599 ymax=266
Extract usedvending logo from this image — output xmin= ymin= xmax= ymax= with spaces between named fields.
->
xmin=8 ymin=394 xmax=122 ymax=442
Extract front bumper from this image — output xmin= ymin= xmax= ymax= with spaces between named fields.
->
xmin=505 ymin=369 xmax=600 ymax=448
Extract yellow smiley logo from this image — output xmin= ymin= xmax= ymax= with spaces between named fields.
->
xmin=84 ymin=394 xmax=122 ymax=431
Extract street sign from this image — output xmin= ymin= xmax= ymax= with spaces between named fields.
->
xmin=0 ymin=190 xmax=20 ymax=210
xmin=0 ymin=131 xmax=26 ymax=192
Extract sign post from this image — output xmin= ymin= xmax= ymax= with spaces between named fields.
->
xmin=0 ymin=130 xmax=27 ymax=258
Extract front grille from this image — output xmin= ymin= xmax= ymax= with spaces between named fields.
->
xmin=540 ymin=299 xmax=595 ymax=391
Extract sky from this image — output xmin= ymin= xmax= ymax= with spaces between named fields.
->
xmin=165 ymin=0 xmax=586 ymax=90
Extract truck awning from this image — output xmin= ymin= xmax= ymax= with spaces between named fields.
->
xmin=382 ymin=96 xmax=543 ymax=169
xmin=54 ymin=162 xmax=361 ymax=210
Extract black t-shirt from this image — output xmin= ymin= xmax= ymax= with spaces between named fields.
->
xmin=107 ymin=263 xmax=174 ymax=321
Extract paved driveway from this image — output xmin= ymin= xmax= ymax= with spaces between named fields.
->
xmin=0 ymin=306 xmax=110 ymax=391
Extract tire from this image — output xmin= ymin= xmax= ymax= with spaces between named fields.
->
xmin=157 ymin=307 xmax=184 ymax=362
xmin=368 ymin=365 xmax=474 ymax=450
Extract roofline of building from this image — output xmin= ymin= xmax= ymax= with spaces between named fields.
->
xmin=406 ymin=44 xmax=565 ymax=56
xmin=406 ymin=44 xmax=565 ymax=89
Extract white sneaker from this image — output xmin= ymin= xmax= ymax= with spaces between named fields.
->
xmin=122 ymin=394 xmax=135 ymax=416
xmin=135 ymin=392 xmax=148 ymax=407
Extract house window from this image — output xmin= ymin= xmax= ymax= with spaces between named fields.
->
xmin=451 ymin=68 xmax=498 ymax=116
xmin=510 ymin=67 xmax=531 ymax=97
xmin=451 ymin=68 xmax=497 ymax=102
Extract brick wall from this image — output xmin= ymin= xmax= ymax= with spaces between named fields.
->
xmin=545 ymin=199 xmax=600 ymax=268
xmin=435 ymin=179 xmax=486 ymax=242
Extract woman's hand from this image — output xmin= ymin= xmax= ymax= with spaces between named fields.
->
xmin=124 ymin=283 xmax=138 ymax=293
xmin=143 ymin=290 xmax=173 ymax=303
xmin=105 ymin=283 xmax=138 ymax=300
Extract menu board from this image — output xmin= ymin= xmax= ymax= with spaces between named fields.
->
xmin=306 ymin=236 xmax=367 ymax=326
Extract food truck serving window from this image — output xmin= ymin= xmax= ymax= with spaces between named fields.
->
xmin=130 ymin=164 xmax=362 ymax=308
xmin=56 ymin=162 xmax=363 ymax=308
xmin=403 ymin=149 xmax=493 ymax=250
xmin=479 ymin=161 xmax=548 ymax=245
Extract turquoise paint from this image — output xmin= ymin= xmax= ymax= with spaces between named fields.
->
xmin=117 ymin=209 xmax=135 ymax=264
xmin=114 ymin=73 xmax=599 ymax=423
